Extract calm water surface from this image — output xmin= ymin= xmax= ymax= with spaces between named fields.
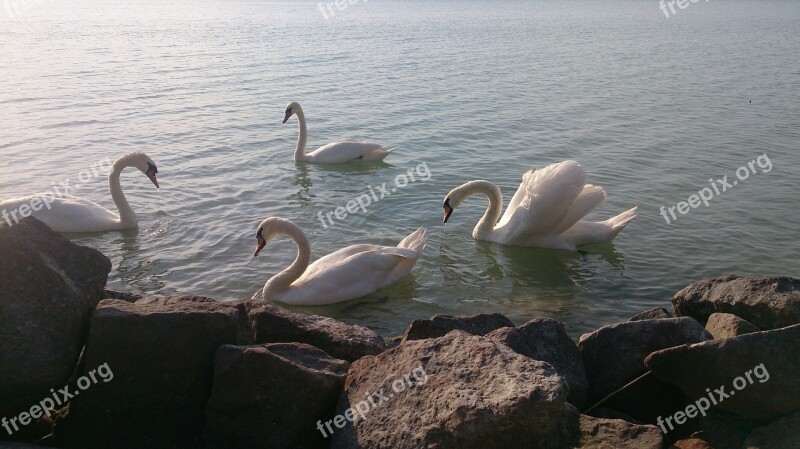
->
xmin=1 ymin=0 xmax=798 ymax=337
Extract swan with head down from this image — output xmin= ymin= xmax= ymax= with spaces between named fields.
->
xmin=0 ymin=152 xmax=159 ymax=233
xmin=442 ymin=160 xmax=637 ymax=250
xmin=282 ymin=101 xmax=394 ymax=163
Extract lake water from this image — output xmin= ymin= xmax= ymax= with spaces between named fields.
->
xmin=1 ymin=0 xmax=798 ymax=338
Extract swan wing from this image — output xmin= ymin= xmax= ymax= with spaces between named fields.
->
xmin=307 ymin=141 xmax=389 ymax=163
xmin=0 ymin=194 xmax=120 ymax=233
xmin=495 ymin=161 xmax=587 ymax=240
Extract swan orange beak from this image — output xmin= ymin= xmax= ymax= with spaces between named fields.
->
xmin=282 ymin=111 xmax=291 ymax=124
xmin=146 ymin=170 xmax=160 ymax=189
xmin=443 ymin=199 xmax=453 ymax=224
xmin=254 ymin=230 xmax=267 ymax=257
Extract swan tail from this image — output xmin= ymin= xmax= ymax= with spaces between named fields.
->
xmin=370 ymin=147 xmax=396 ymax=161
xmin=604 ymin=206 xmax=638 ymax=239
xmin=397 ymin=227 xmax=428 ymax=259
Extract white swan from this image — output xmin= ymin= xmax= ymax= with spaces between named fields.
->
xmin=283 ymin=101 xmax=394 ymax=163
xmin=0 ymin=152 xmax=159 ymax=233
xmin=253 ymin=217 xmax=427 ymax=305
xmin=442 ymin=160 xmax=637 ymax=250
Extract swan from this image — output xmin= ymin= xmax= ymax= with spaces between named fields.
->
xmin=252 ymin=217 xmax=428 ymax=305
xmin=282 ymin=101 xmax=394 ymax=163
xmin=0 ymin=152 xmax=159 ymax=233
xmin=442 ymin=160 xmax=637 ymax=250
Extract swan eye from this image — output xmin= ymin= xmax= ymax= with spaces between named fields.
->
xmin=147 ymin=162 xmax=158 ymax=174
xmin=285 ymin=108 xmax=292 ymax=115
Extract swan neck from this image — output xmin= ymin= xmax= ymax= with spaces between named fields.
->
xmin=294 ymin=109 xmax=308 ymax=162
xmin=262 ymin=224 xmax=311 ymax=299
xmin=109 ymin=163 xmax=136 ymax=227
xmin=469 ymin=181 xmax=503 ymax=239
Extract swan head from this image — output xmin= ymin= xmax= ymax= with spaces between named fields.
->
xmin=442 ymin=182 xmax=475 ymax=223
xmin=253 ymin=217 xmax=292 ymax=257
xmin=282 ymin=101 xmax=302 ymax=124
xmin=117 ymin=152 xmax=159 ymax=189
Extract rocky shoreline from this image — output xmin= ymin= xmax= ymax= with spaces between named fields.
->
xmin=1 ymin=217 xmax=798 ymax=449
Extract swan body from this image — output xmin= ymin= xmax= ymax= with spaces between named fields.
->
xmin=283 ymin=101 xmax=394 ymax=163
xmin=0 ymin=152 xmax=159 ymax=233
xmin=253 ymin=217 xmax=427 ymax=305
xmin=442 ymin=160 xmax=637 ymax=250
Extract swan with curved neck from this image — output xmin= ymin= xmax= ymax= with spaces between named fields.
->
xmin=282 ymin=101 xmax=394 ymax=163
xmin=442 ymin=161 xmax=637 ymax=250
xmin=253 ymin=217 xmax=427 ymax=305
xmin=0 ymin=152 xmax=159 ymax=233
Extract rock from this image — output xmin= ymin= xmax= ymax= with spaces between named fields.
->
xmin=0 ymin=217 xmax=111 ymax=417
xmin=487 ymin=317 xmax=588 ymax=407
xmin=578 ymin=317 xmax=711 ymax=422
xmin=56 ymin=296 xmax=251 ymax=449
xmin=204 ymin=343 xmax=349 ymax=449
xmin=742 ymin=411 xmax=800 ymax=449
xmin=644 ymin=323 xmax=800 ymax=422
xmin=102 ymin=289 xmax=141 ymax=302
xmin=331 ymin=330 xmax=567 ymax=449
xmin=629 ymin=307 xmax=673 ymax=321
xmin=0 ymin=444 xmax=53 ymax=448
xmin=704 ymin=312 xmax=760 ymax=339
xmin=247 ymin=302 xmax=384 ymax=362
xmin=670 ymin=438 xmax=711 ymax=449
xmin=573 ymin=415 xmax=663 ymax=449
xmin=401 ymin=313 xmax=514 ymax=343
xmin=384 ymin=335 xmax=402 ymax=351
xmin=673 ymin=275 xmax=800 ymax=330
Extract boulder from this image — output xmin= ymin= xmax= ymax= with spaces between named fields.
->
xmin=644 ymin=323 xmax=800 ymax=422
xmin=704 ymin=312 xmax=759 ymax=339
xmin=670 ymin=438 xmax=711 ymax=449
xmin=741 ymin=411 xmax=800 ymax=449
xmin=401 ymin=313 xmax=514 ymax=343
xmin=331 ymin=331 xmax=566 ymax=449
xmin=247 ymin=302 xmax=384 ymax=361
xmin=204 ymin=343 xmax=349 ymax=449
xmin=578 ymin=317 xmax=711 ymax=422
xmin=56 ymin=296 xmax=251 ymax=449
xmin=673 ymin=275 xmax=800 ymax=330
xmin=573 ymin=415 xmax=663 ymax=449
xmin=487 ymin=318 xmax=588 ymax=407
xmin=629 ymin=307 xmax=673 ymax=321
xmin=0 ymin=217 xmax=110 ymax=417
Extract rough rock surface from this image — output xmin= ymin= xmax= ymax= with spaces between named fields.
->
xmin=670 ymin=438 xmax=712 ymax=449
xmin=0 ymin=217 xmax=111 ymax=416
xmin=673 ymin=275 xmax=800 ymax=330
xmin=629 ymin=307 xmax=673 ymax=321
xmin=573 ymin=415 xmax=663 ymax=449
xmin=248 ymin=301 xmax=384 ymax=361
xmin=56 ymin=297 xmax=249 ymax=449
xmin=704 ymin=312 xmax=760 ymax=339
xmin=645 ymin=323 xmax=800 ymax=422
xmin=741 ymin=411 xmax=800 ymax=449
xmin=487 ymin=317 xmax=588 ymax=407
xmin=578 ymin=317 xmax=711 ymax=422
xmin=401 ymin=313 xmax=514 ymax=343
xmin=204 ymin=343 xmax=349 ymax=449
xmin=331 ymin=331 xmax=566 ymax=449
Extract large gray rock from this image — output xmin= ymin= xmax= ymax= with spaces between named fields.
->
xmin=204 ymin=343 xmax=349 ymax=449
xmin=248 ymin=302 xmax=384 ymax=361
xmin=56 ymin=297 xmax=250 ymax=449
xmin=645 ymin=323 xmax=800 ymax=422
xmin=401 ymin=313 xmax=514 ymax=343
xmin=0 ymin=217 xmax=110 ymax=417
xmin=629 ymin=307 xmax=673 ymax=321
xmin=673 ymin=275 xmax=800 ymax=330
xmin=331 ymin=330 xmax=567 ymax=449
xmin=487 ymin=317 xmax=588 ymax=407
xmin=742 ymin=411 xmax=800 ymax=449
xmin=704 ymin=312 xmax=760 ymax=339
xmin=578 ymin=317 xmax=711 ymax=422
